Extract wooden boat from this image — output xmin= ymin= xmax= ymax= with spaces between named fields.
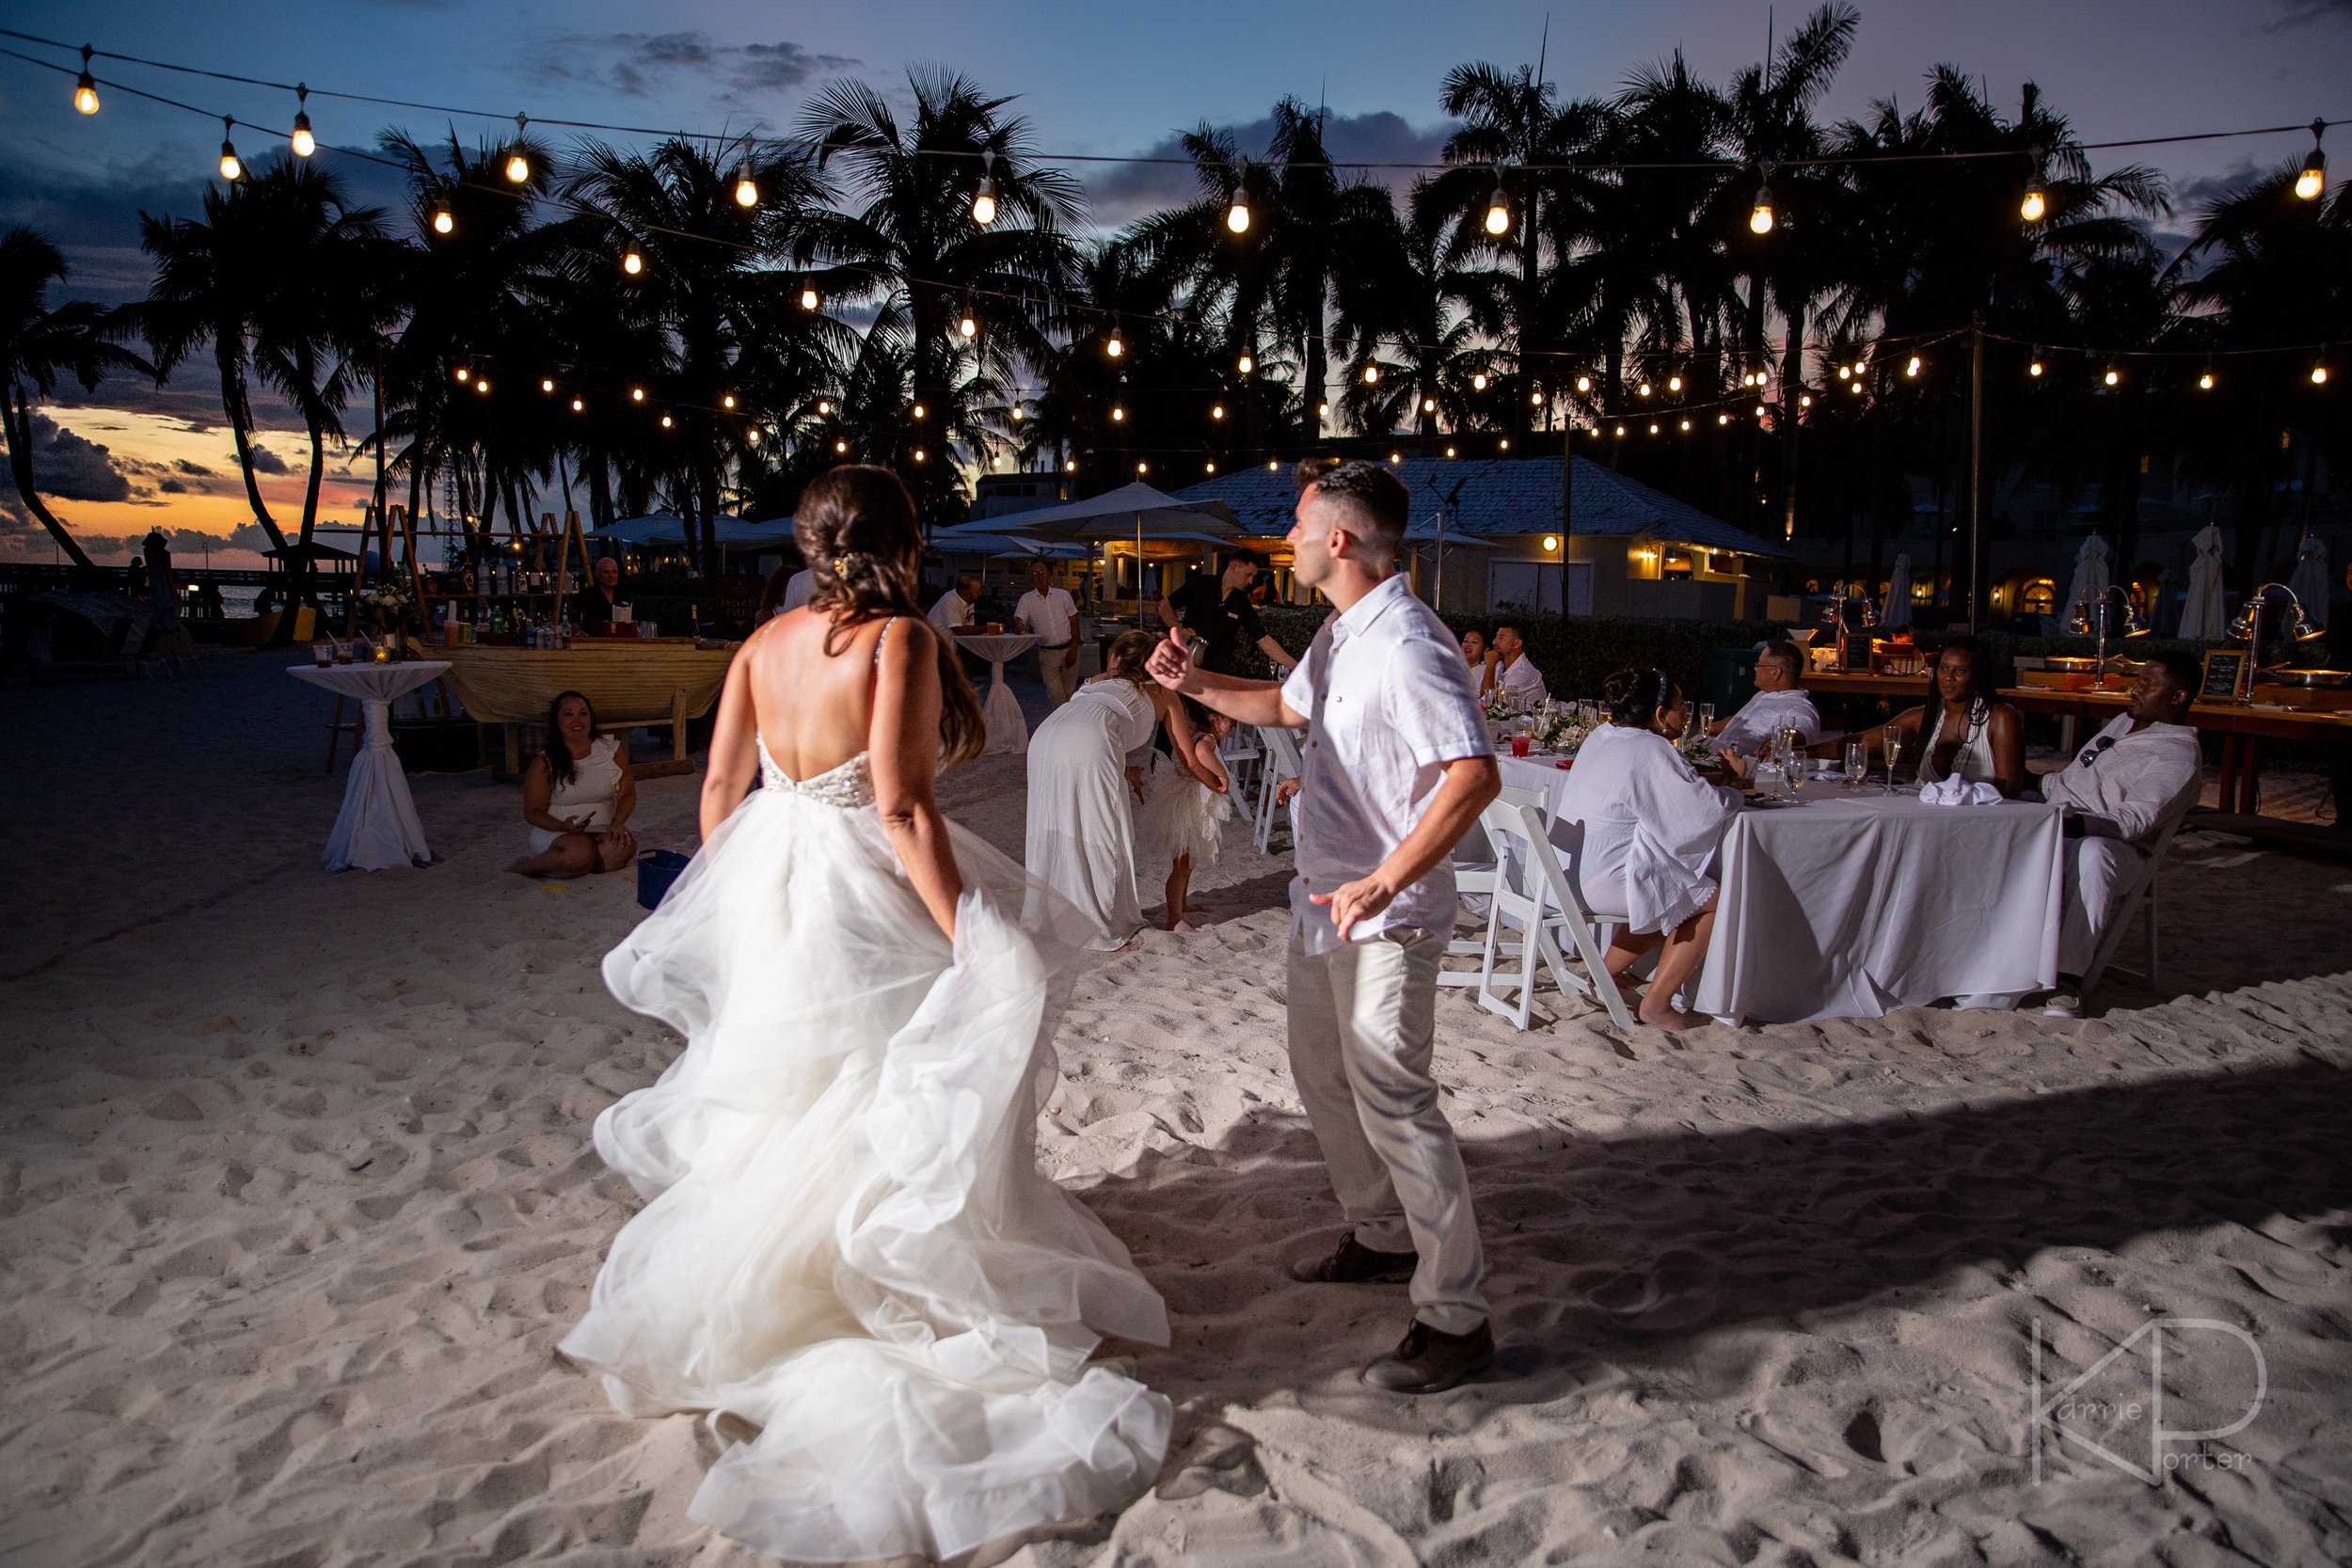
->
xmin=439 ymin=637 xmax=738 ymax=774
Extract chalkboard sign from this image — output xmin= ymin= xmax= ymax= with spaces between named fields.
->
xmin=2199 ymin=648 xmax=2248 ymax=703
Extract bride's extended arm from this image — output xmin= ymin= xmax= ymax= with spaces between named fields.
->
xmin=870 ymin=618 xmax=964 ymax=941
xmin=700 ymin=650 xmax=760 ymax=841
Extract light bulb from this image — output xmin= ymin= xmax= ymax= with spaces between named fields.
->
xmin=1110 ymin=406 xmax=1123 ymax=421
xmin=1317 ymin=402 xmax=1329 ymax=417
xmin=1905 ymin=356 xmax=1922 ymax=377
xmin=1105 ymin=328 xmax=1124 ymax=358
xmin=914 ymin=449 xmax=926 ymax=463
xmin=571 ymin=397 xmax=584 ymax=412
xmin=1205 ymin=460 xmax=1216 ymax=473
xmin=475 ymin=379 xmax=490 ymax=394
xmin=2315 ymin=365 xmax=2331 ymax=385
xmin=2029 ymin=360 xmax=2044 ymax=377
xmin=972 ymin=189 xmax=996 ymax=225
xmin=1009 ymin=405 xmax=1024 ymax=421
xmin=660 ymin=414 xmax=673 ymax=429
xmin=1499 ymin=438 xmax=1509 ymax=450
xmin=1667 ymin=374 xmax=1682 ymax=392
xmin=818 ymin=400 xmax=831 ymax=415
xmin=801 ymin=287 xmax=819 ymax=311
xmin=735 ymin=175 xmax=758 ymax=207
xmin=1364 ymin=365 xmax=1380 ymax=384
xmin=540 ymin=377 xmax=554 ymax=393
xmin=453 ymin=366 xmax=469 ymax=382
xmin=1836 ymin=364 xmax=1851 ymax=380
xmin=1542 ymin=535 xmax=1559 ymax=551
xmin=1422 ymin=397 xmax=1437 ymax=413
xmin=835 ymin=440 xmax=849 ymax=453
xmin=745 ymin=427 xmax=759 ymax=444
xmin=2296 ymin=141 xmax=2326 ymax=201
xmin=1068 ymin=459 xmax=1079 ymax=472
xmin=509 ymin=152 xmax=532 ymax=184
xmin=2104 ymin=367 xmax=2120 ymax=387
xmin=631 ymin=387 xmax=645 ymax=403
xmin=1136 ymin=461 xmax=1147 ymax=475
xmin=1227 ymin=198 xmax=1250 ymax=233
xmin=432 ymin=208 xmax=453 ymax=235
xmin=1445 ymin=445 xmax=1456 ymax=457
xmin=959 ymin=314 xmax=977 ymax=339
xmin=219 ymin=135 xmax=242 ymax=182
xmin=1267 ymin=460 xmax=1279 ymax=471
xmin=2199 ymin=371 xmax=2215 ymax=390
xmin=74 ymin=63 xmax=100 ymax=116
xmin=291 ymin=114 xmax=315 ymax=159
xmin=2021 ymin=186 xmax=2046 ymax=222
xmin=1472 ymin=372 xmax=1487 ymax=391
xmin=1531 ymin=390 xmax=1543 ymax=406
xmin=1756 ymin=404 xmax=1766 ymax=416
xmin=1679 ymin=419 xmax=1692 ymax=431
xmin=1637 ymin=383 xmax=1652 ymax=397
xmin=1718 ymin=412 xmax=1730 ymax=424
xmin=722 ymin=393 xmax=736 ymax=409
xmin=912 ymin=404 xmax=926 ymax=420
xmin=1749 ymin=190 xmax=1774 ymax=235
xmin=622 ymin=249 xmax=644 ymax=276
xmin=1485 ymin=192 xmax=1511 ymax=236
xmin=1237 ymin=353 xmax=1254 ymax=374
xmin=1212 ymin=404 xmax=1225 ymax=420
xmin=1615 ymin=425 xmax=1626 ymax=437
xmin=1575 ymin=374 xmax=1591 ymax=393
xmin=1648 ymin=422 xmax=1660 ymax=435
xmin=1848 ymin=378 xmax=1863 ymax=394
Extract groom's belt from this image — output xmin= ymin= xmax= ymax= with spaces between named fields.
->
xmin=1036 ymin=640 xmax=1072 ymax=649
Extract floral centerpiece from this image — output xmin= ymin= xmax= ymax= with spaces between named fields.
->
xmin=1482 ymin=684 xmax=1520 ymax=723
xmin=359 ymin=576 xmax=419 ymax=637
xmin=1523 ymin=699 xmax=1592 ymax=755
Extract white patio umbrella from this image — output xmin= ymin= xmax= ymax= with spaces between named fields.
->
xmin=2063 ymin=534 xmax=2112 ymax=617
xmin=934 ymin=482 xmax=1241 ymax=605
xmin=1880 ymin=552 xmax=1914 ymax=630
xmin=2177 ymin=524 xmax=2228 ymax=640
xmin=2287 ymin=531 xmax=2331 ymax=631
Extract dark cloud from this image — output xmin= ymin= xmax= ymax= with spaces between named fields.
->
xmin=245 ymin=444 xmax=291 ymax=475
xmin=174 ymin=459 xmax=215 ymax=477
xmin=1083 ymin=108 xmax=1452 ymax=230
xmin=2269 ymin=0 xmax=2352 ymax=28
xmin=16 ymin=414 xmax=134 ymax=503
xmin=2175 ymin=159 xmax=2265 ymax=215
xmin=530 ymin=32 xmax=859 ymax=104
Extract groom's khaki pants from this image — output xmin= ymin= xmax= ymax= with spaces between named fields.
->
xmin=1287 ymin=925 xmax=1487 ymax=1335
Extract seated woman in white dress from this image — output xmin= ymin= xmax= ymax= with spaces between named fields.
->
xmin=564 ymin=467 xmax=1168 ymax=1562
xmin=1025 ymin=629 xmax=1209 ymax=950
xmin=506 ymin=689 xmax=637 ymax=877
xmin=1553 ymin=668 xmax=1741 ymax=1032
xmin=1875 ymin=636 xmax=2026 ymax=796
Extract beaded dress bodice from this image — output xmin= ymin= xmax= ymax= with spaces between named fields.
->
xmin=756 ymin=737 xmax=876 ymax=808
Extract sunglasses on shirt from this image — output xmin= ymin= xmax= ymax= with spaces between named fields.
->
xmin=2077 ymin=735 xmax=2118 ymax=768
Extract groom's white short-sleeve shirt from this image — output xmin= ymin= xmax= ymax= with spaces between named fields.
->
xmin=1279 ymin=573 xmax=1494 ymax=956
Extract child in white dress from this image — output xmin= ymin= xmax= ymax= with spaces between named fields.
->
xmin=1138 ymin=702 xmax=1233 ymax=932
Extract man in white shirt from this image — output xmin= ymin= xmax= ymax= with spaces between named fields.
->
xmin=928 ymin=574 xmax=979 ymax=632
xmin=2039 ymin=651 xmax=2204 ymax=1000
xmin=1479 ymin=623 xmax=1549 ymax=707
xmin=1150 ymin=459 xmax=1501 ymax=1394
xmin=1709 ymin=641 xmax=1821 ymax=757
xmin=781 ymin=566 xmax=817 ymax=614
xmin=1013 ymin=561 xmax=1080 ymax=707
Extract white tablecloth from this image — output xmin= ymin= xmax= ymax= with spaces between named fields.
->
xmin=1690 ymin=786 xmax=2064 ymax=1023
xmin=955 ymin=633 xmax=1038 ymax=754
xmin=289 ymin=661 xmax=448 ymax=871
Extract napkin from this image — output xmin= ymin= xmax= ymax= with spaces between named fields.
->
xmin=1917 ymin=778 xmax=2002 ymax=806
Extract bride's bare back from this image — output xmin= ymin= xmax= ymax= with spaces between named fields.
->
xmin=739 ymin=607 xmax=895 ymax=781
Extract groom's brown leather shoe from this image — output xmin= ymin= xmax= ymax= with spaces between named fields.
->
xmin=1364 ymin=1318 xmax=1495 ymax=1393
xmin=1287 ymin=1234 xmax=1419 ymax=1285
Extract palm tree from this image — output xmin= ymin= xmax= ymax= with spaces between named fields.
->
xmin=797 ymin=68 xmax=1084 ymax=523
xmin=0 ymin=229 xmax=151 ymax=572
xmin=138 ymin=161 xmax=390 ymax=633
xmin=1332 ymin=200 xmax=1489 ymax=440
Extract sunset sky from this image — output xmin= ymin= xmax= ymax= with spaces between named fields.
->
xmin=5 ymin=0 xmax=2347 ymax=565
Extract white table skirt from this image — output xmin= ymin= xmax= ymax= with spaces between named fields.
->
xmin=289 ymin=661 xmax=449 ymax=871
xmin=955 ymin=633 xmax=1039 ymax=755
xmin=1690 ymin=787 xmax=2065 ymax=1023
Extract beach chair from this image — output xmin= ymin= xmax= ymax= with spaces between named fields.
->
xmin=1472 ymin=798 xmax=1636 ymax=1031
xmin=1438 ymin=784 xmax=1545 ymax=991
xmin=2076 ymin=807 xmax=2190 ymax=1000
xmin=1253 ymin=725 xmax=1304 ymax=853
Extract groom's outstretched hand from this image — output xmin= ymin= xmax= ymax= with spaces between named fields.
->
xmin=1310 ymin=872 xmax=1397 ymax=942
xmin=1146 ymin=629 xmax=1195 ymax=689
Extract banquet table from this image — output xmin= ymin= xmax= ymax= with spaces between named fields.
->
xmin=1688 ymin=783 xmax=2065 ymax=1024
xmin=289 ymin=660 xmax=449 ymax=871
xmin=1497 ymin=749 xmax=1580 ymax=817
xmin=955 ymin=632 xmax=1039 ymax=754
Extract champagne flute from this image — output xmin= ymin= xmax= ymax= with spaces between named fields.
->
xmin=1883 ymin=724 xmax=1906 ymax=794
xmin=1845 ymin=738 xmax=1867 ymax=789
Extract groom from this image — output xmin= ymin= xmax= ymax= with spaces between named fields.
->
xmin=1148 ymin=459 xmax=1501 ymax=1392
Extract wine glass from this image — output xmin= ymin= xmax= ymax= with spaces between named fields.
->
xmin=1883 ymin=725 xmax=1906 ymax=794
xmin=1844 ymin=738 xmax=1867 ymax=789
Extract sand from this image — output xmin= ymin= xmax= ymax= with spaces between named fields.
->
xmin=4 ymin=654 xmax=2349 ymax=1567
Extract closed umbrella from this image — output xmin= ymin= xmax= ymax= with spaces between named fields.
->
xmin=2287 ymin=531 xmax=2330 ymax=631
xmin=1880 ymin=552 xmax=1914 ymax=631
xmin=2178 ymin=524 xmax=2228 ymax=640
xmin=2063 ymin=534 xmax=2112 ymax=618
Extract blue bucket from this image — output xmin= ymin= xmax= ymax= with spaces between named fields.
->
xmin=636 ymin=848 xmax=691 ymax=911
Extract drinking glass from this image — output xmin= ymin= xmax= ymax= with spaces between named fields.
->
xmin=1696 ymin=702 xmax=1716 ymax=736
xmin=1883 ymin=726 xmax=1906 ymax=794
xmin=1845 ymin=738 xmax=1867 ymax=789
xmin=310 ymin=641 xmax=333 ymax=668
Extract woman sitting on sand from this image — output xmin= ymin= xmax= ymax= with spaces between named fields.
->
xmin=507 ymin=690 xmax=637 ymax=877
xmin=1552 ymin=667 xmax=1740 ymax=1031
xmin=1138 ymin=697 xmax=1233 ymax=932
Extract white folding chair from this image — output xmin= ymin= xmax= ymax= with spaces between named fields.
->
xmin=1438 ymin=784 xmax=1545 ymax=990
xmin=2077 ymin=807 xmax=2189 ymax=999
xmin=1473 ymin=799 xmax=1637 ymax=1031
xmin=1253 ymin=725 xmax=1304 ymax=853
xmin=1216 ymin=726 xmax=1263 ymax=802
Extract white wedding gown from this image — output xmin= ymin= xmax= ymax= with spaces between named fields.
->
xmin=1025 ymin=678 xmax=1158 ymax=949
xmin=564 ymin=738 xmax=1171 ymax=1562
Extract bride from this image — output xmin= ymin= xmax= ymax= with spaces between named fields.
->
xmin=562 ymin=466 xmax=1170 ymax=1562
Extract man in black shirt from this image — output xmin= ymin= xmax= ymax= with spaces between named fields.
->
xmin=1158 ymin=548 xmax=1296 ymax=677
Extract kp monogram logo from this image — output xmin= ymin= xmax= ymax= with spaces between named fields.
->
xmin=2029 ymin=1317 xmax=2266 ymax=1484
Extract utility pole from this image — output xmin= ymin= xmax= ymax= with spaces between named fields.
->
xmin=1966 ymin=310 xmax=1984 ymax=629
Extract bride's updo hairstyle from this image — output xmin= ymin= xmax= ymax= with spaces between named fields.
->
xmin=794 ymin=464 xmax=984 ymax=763
xmin=1602 ymin=666 xmax=1681 ymax=731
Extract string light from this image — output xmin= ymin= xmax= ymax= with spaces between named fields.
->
xmin=474 ymin=378 xmax=490 ymax=395
xmin=660 ymin=413 xmax=673 ymax=428
xmin=958 ymin=309 xmax=977 ymax=339
xmin=1237 ymin=352 xmax=1254 ymax=374
xmin=1848 ymin=377 xmax=1863 ymax=393
xmin=914 ymin=449 xmax=926 ymax=463
xmin=722 ymin=393 xmax=736 ymax=408
xmin=2199 ymin=370 xmax=2215 ymax=390
xmin=1484 ymin=169 xmax=1511 ymax=237
xmin=1679 ymin=418 xmax=1692 ymax=430
xmin=217 ymin=117 xmax=241 ymax=182
xmin=1614 ymin=424 xmax=1627 ymax=437
xmin=817 ymin=399 xmax=831 ymax=415
xmin=630 ymin=387 xmax=645 ymax=402
xmin=1637 ymin=382 xmax=1652 ymax=397
xmin=507 ymin=118 xmax=531 ymax=183
xmin=2020 ymin=165 xmax=2047 ymax=222
xmin=1105 ymin=322 xmax=1124 ymax=358
xmin=1135 ymin=460 xmax=1147 ymax=475
xmin=1472 ymin=372 xmax=1488 ymax=391
xmin=835 ymin=439 xmax=849 ymax=453
xmin=1648 ymin=422 xmax=1660 ymax=435
xmin=1268 ymin=460 xmax=1279 ymax=471
xmin=1799 ymin=394 xmax=1813 ymax=407
xmin=453 ymin=366 xmax=469 ymax=383
xmin=73 ymin=46 xmax=98 ymax=114
xmin=1206 ymin=460 xmax=1217 ymax=472
xmin=1749 ymin=168 xmax=1775 ymax=235
xmin=290 ymin=86 xmax=314 ymax=158
xmin=1667 ymin=374 xmax=1682 ymax=393
xmin=1422 ymin=397 xmax=1438 ymax=413
xmin=1836 ymin=364 xmax=1851 ymax=380
xmin=1009 ymin=404 xmax=1024 ymax=421
xmin=2029 ymin=359 xmax=2044 ymax=377
xmin=2104 ymin=366 xmax=2121 ymax=387
xmin=571 ymin=397 xmax=584 ymax=412
xmin=1717 ymin=412 xmax=1730 ymax=424
xmin=2297 ymin=121 xmax=2328 ymax=200
xmin=1575 ymin=374 xmax=1592 ymax=393
xmin=622 ymin=248 xmax=644 ymax=276
xmin=1445 ymin=445 xmax=1456 ymax=457
xmin=1211 ymin=403 xmax=1225 ymax=420
xmin=912 ymin=404 xmax=926 ymax=420
xmin=745 ymin=427 xmax=759 ymax=444
xmin=2315 ymin=362 xmax=2331 ymax=385
xmin=540 ymin=377 xmax=554 ymax=392
xmin=800 ymin=286 xmax=819 ymax=311
xmin=1363 ymin=364 xmax=1380 ymax=384
xmin=1905 ymin=356 xmax=1922 ymax=376
xmin=1498 ymin=437 xmax=1510 ymax=450
xmin=1067 ymin=459 xmax=1079 ymax=472
xmin=1110 ymin=404 xmax=1124 ymax=421
xmin=1227 ymin=162 xmax=1250 ymax=233
xmin=734 ymin=168 xmax=758 ymax=207
xmin=972 ymin=150 xmax=999 ymax=225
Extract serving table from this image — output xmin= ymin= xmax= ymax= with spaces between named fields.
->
xmin=289 ymin=660 xmax=450 ymax=871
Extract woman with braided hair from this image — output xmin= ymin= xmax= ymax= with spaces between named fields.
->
xmin=564 ymin=467 xmax=1169 ymax=1561
xmin=1552 ymin=667 xmax=1741 ymax=1031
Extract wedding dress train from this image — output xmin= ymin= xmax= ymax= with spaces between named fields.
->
xmin=563 ymin=740 xmax=1169 ymax=1561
